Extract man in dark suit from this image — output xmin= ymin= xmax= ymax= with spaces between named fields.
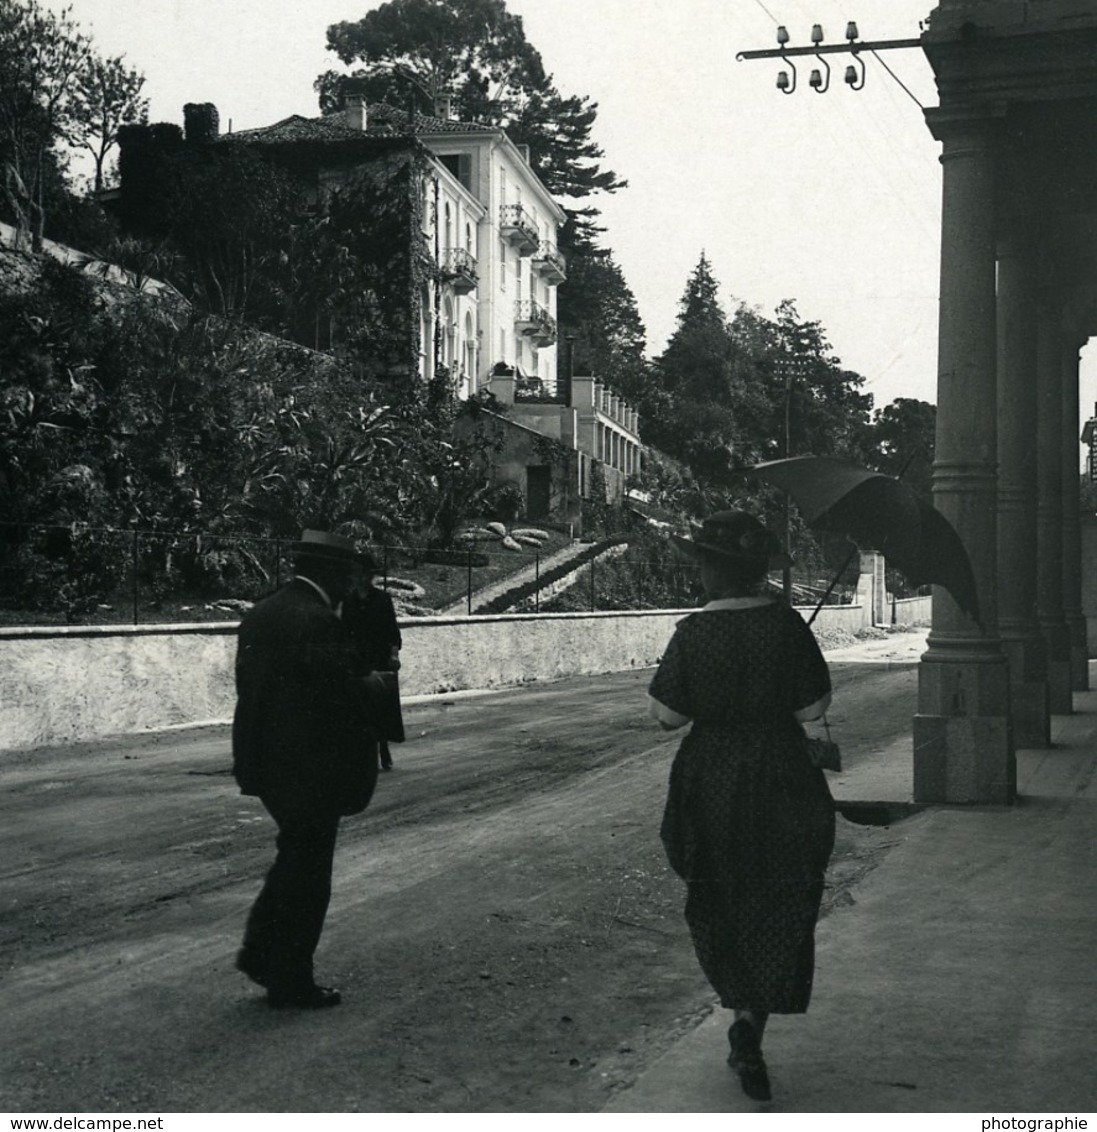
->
xmin=232 ymin=529 xmax=381 ymax=1009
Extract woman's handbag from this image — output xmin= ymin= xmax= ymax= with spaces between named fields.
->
xmin=805 ymin=714 xmax=842 ymax=772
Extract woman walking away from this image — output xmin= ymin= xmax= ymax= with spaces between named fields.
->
xmin=648 ymin=511 xmax=835 ymax=1103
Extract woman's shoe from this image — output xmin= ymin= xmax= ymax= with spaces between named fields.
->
xmin=727 ymin=1019 xmax=772 ymax=1102
xmin=267 ymin=983 xmax=342 ymax=1010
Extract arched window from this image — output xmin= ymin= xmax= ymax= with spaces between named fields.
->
xmin=420 ymin=284 xmax=434 ymax=383
xmin=442 ymin=296 xmax=455 ymax=371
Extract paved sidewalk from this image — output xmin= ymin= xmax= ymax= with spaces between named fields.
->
xmin=604 ymin=654 xmax=1097 ymax=1114
xmin=825 ymin=629 xmax=929 ymax=807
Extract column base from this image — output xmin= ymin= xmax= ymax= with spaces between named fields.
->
xmin=913 ymin=714 xmax=1016 ymax=803
xmin=916 ymin=637 xmax=1014 ymax=803
xmin=1009 ymin=680 xmax=1050 ymax=749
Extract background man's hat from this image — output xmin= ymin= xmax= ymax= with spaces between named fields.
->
xmin=670 ymin=510 xmax=791 ymax=568
xmin=291 ymin=529 xmax=362 ymax=565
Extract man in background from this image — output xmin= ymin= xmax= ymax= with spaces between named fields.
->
xmin=232 ymin=530 xmax=380 ymax=1009
xmin=341 ymin=552 xmax=404 ymax=771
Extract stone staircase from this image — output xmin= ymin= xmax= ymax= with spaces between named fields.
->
xmin=437 ymin=540 xmax=623 ymax=616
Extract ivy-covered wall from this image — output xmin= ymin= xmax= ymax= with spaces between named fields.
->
xmin=113 ymin=121 xmax=436 ymax=384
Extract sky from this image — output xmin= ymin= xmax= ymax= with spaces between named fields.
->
xmin=41 ymin=0 xmax=1097 ymax=439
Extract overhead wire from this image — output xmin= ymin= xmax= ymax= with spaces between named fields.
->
xmin=751 ymin=0 xmax=780 ymax=25
xmin=870 ymin=49 xmax=925 ymax=109
xmin=775 ymin=0 xmax=937 ymax=223
xmin=744 ymin=0 xmax=940 ymax=397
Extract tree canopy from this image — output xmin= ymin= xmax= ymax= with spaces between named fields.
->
xmin=553 ymin=215 xmax=648 ymax=407
xmin=0 ymin=0 xmax=89 ymax=249
xmin=72 ymin=52 xmax=147 ymax=192
xmin=863 ymin=396 xmax=936 ymax=498
xmin=315 ymin=0 xmax=625 ymax=228
xmin=627 ymin=254 xmax=878 ymax=519
xmin=0 ymin=0 xmax=147 ymax=248
xmin=323 ymin=0 xmax=543 ymax=111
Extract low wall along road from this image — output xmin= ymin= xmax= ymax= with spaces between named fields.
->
xmin=0 ymin=597 xmax=930 ymax=751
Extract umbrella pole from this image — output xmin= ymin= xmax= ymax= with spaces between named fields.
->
xmin=806 ymin=542 xmax=860 ymax=627
xmin=804 ymin=456 xmax=915 ymax=627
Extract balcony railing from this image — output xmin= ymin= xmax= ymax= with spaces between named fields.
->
xmin=499 ymin=203 xmax=540 ymax=254
xmin=514 ymin=299 xmax=557 ymax=346
xmin=514 ymin=374 xmax=564 ymax=403
xmin=440 ymin=247 xmax=478 ymax=293
xmin=531 ymin=243 xmax=566 ymax=284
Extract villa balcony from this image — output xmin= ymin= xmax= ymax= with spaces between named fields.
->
xmin=514 ymin=372 xmax=564 ymax=403
xmin=440 ymin=247 xmax=479 ymax=294
xmin=499 ymin=203 xmax=540 ymax=255
xmin=531 ymin=243 xmax=566 ymax=285
xmin=514 ymin=299 xmax=558 ymax=346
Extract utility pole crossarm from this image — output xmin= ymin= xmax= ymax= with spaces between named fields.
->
xmin=736 ymin=38 xmax=922 ymax=62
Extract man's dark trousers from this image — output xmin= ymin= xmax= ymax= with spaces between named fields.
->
xmin=243 ymin=799 xmax=341 ymax=990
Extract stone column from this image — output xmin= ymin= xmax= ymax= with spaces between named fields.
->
xmin=996 ymin=229 xmax=1050 ymax=747
xmin=1061 ymin=336 xmax=1089 ymax=690
xmin=915 ymin=113 xmax=1014 ymax=804
xmin=1035 ymin=296 xmax=1073 ymax=712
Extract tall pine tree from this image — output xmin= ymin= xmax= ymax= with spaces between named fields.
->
xmin=643 ymin=257 xmax=874 ymax=492
xmin=554 ymin=215 xmax=648 ymax=404
xmin=315 ymin=0 xmax=625 ymax=240
xmin=645 ymin=253 xmax=762 ymax=479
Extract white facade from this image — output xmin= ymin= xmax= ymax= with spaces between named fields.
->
xmin=415 ymin=120 xmax=567 ymax=400
xmin=226 ymin=98 xmax=567 ymax=403
xmin=419 ymin=160 xmax=486 ymax=395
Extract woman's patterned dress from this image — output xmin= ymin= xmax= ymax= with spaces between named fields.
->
xmin=649 ymin=597 xmax=835 ymax=1013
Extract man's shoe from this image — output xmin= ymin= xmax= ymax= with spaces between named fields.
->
xmin=267 ymin=984 xmax=342 ymax=1010
xmin=727 ymin=1019 xmax=771 ymax=1102
xmin=235 ymin=946 xmax=269 ymax=988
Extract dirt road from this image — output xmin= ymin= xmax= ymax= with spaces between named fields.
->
xmin=0 ymin=656 xmax=918 ymax=1113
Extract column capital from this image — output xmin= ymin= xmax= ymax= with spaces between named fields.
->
xmin=924 ymin=103 xmax=1007 ymax=145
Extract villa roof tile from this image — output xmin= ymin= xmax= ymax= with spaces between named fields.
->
xmin=226 ymin=103 xmax=488 ymax=146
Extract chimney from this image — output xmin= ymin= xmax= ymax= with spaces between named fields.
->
xmin=433 ymin=94 xmax=453 ymax=121
xmin=183 ymin=102 xmax=220 ymax=144
xmin=345 ymin=93 xmax=367 ymax=131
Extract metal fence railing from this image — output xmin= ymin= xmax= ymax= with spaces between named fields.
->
xmin=0 ymin=521 xmax=874 ymax=627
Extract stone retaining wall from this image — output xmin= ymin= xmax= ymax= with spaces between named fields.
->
xmin=0 ymin=601 xmax=897 ymax=751
xmin=892 ymin=595 xmax=932 ymax=627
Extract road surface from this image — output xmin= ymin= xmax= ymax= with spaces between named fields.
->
xmin=0 ymin=654 xmax=919 ymax=1112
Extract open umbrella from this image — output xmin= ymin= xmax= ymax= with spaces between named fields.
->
xmin=743 ymin=455 xmax=981 ymax=625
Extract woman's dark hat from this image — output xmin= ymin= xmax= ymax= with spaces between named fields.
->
xmin=291 ymin=529 xmax=365 ymax=566
xmin=671 ymin=511 xmax=791 ymax=568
